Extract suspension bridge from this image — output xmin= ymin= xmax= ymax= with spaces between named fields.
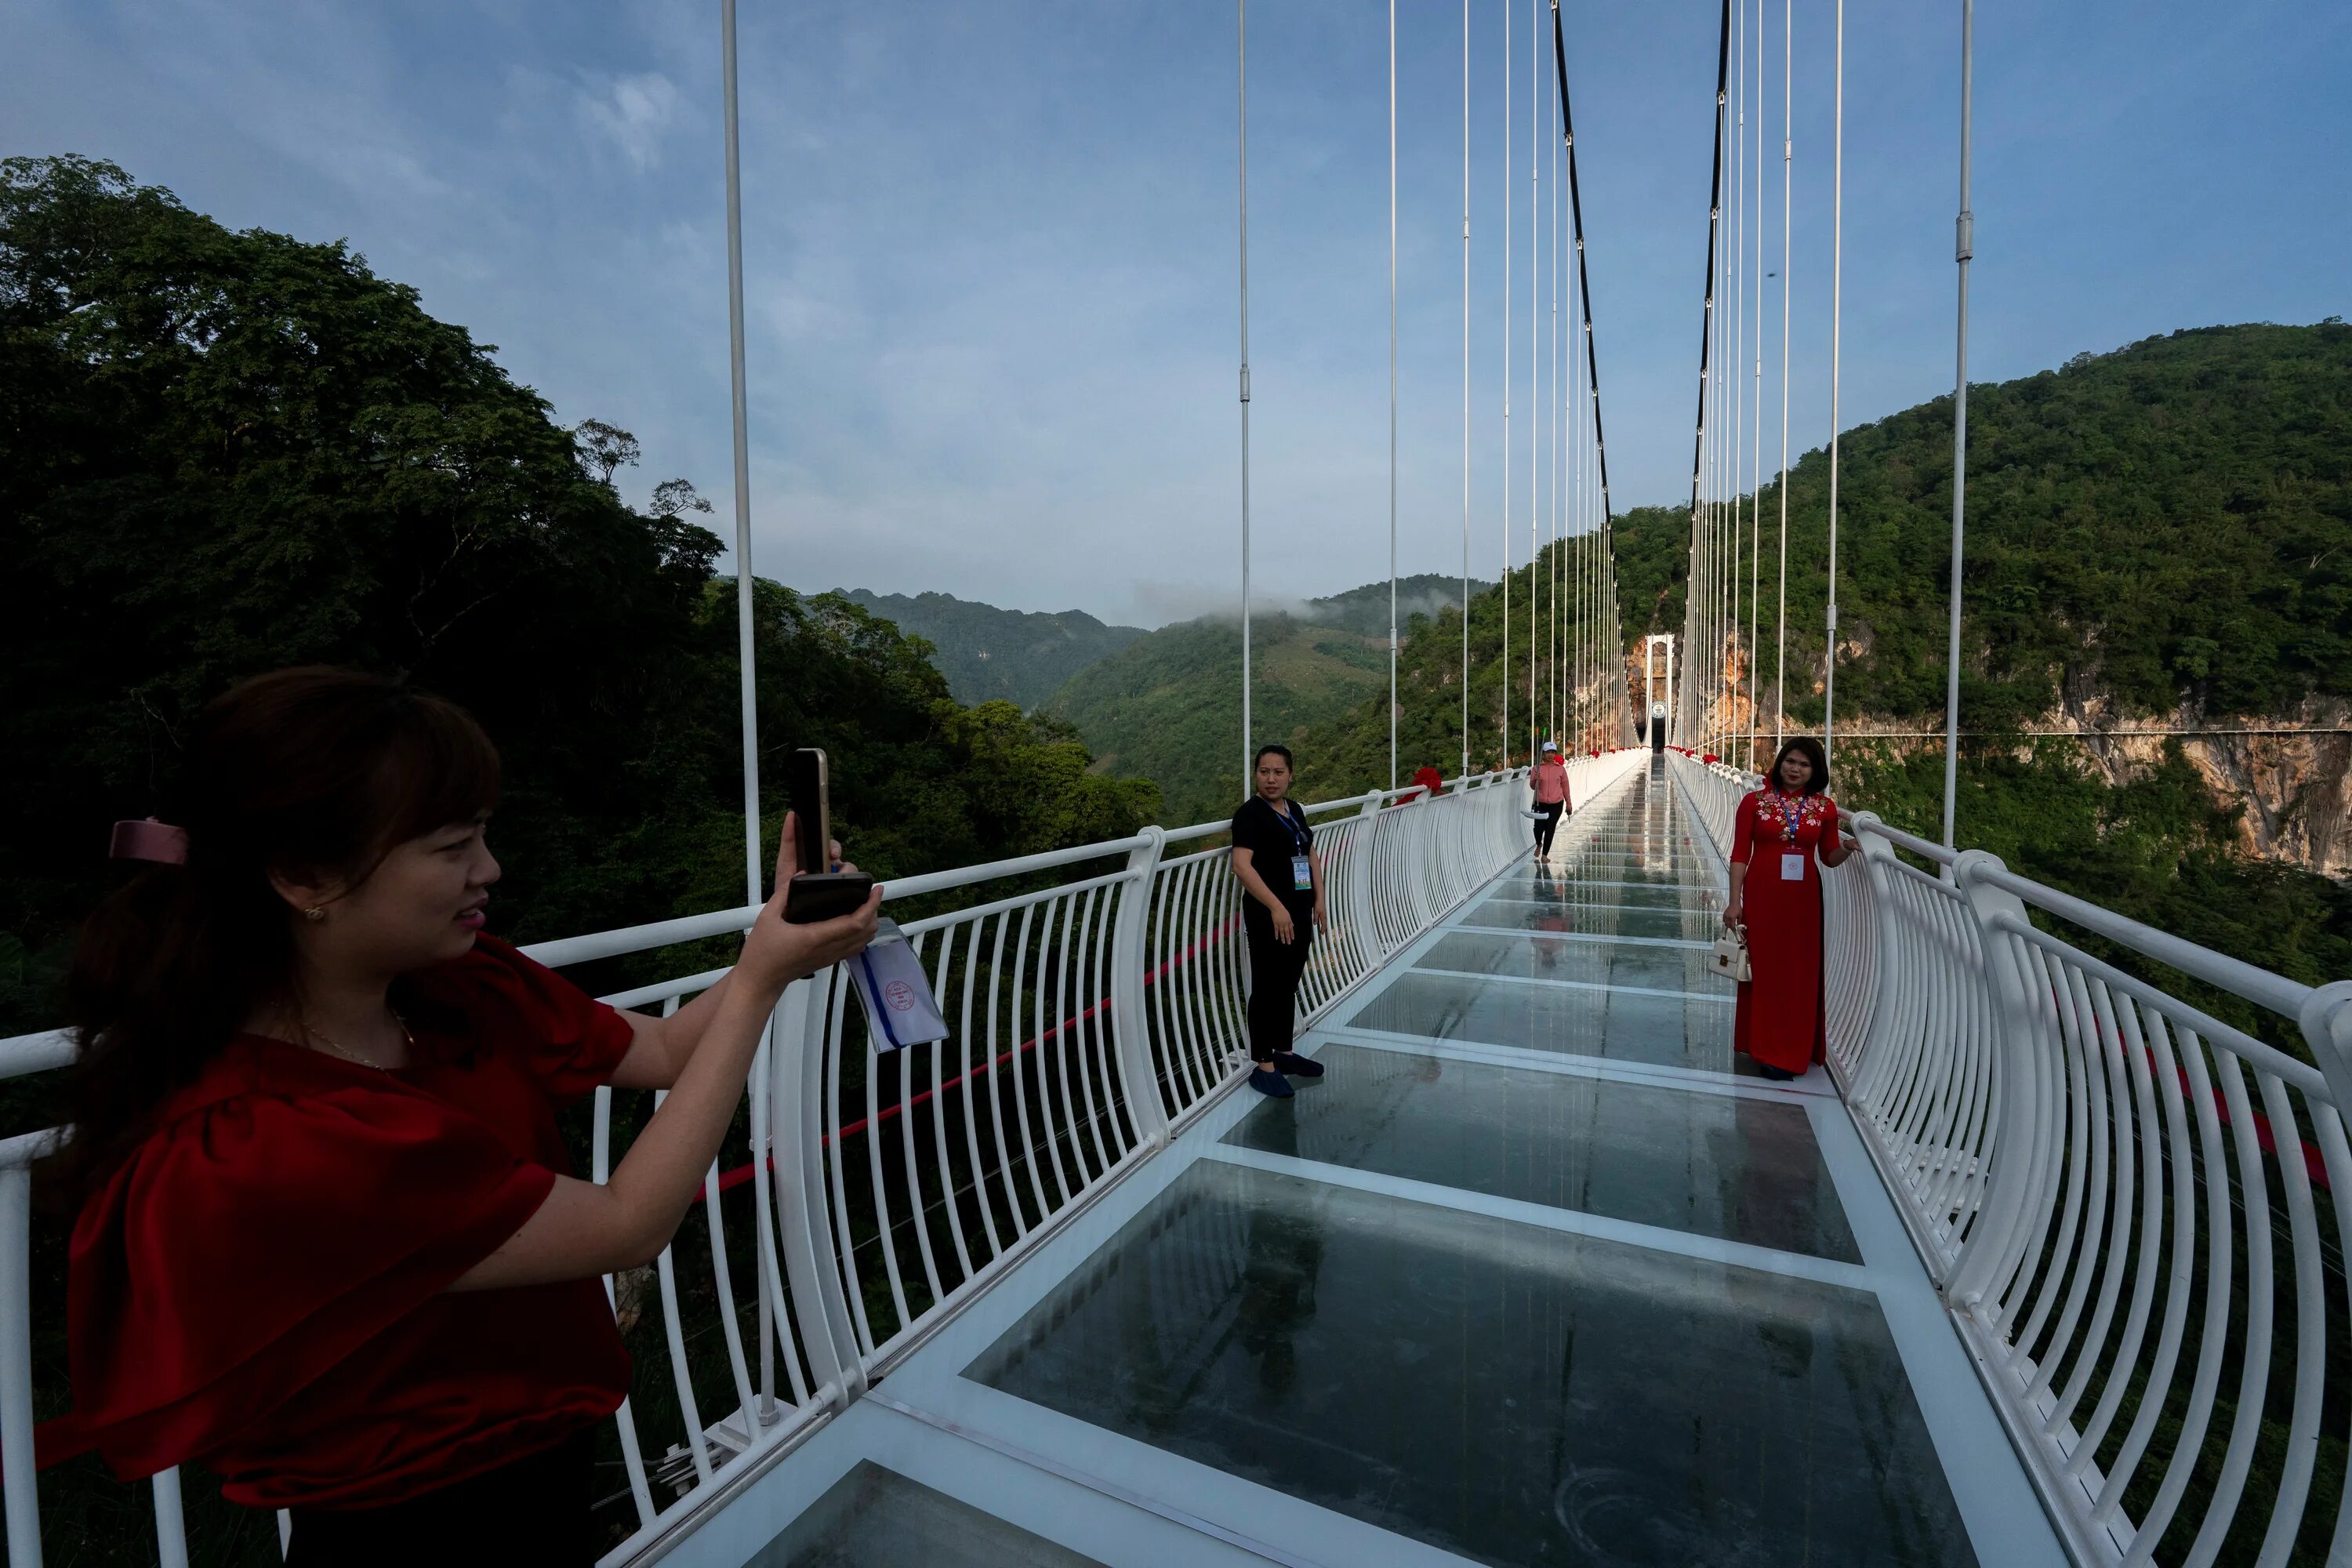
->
xmin=2 ymin=4 xmax=2346 ymax=1567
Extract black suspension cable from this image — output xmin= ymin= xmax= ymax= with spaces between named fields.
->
xmin=1548 ymin=0 xmax=1610 ymax=521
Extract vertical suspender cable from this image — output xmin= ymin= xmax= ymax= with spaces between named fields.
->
xmin=1549 ymin=107 xmax=1561 ymax=746
xmin=1237 ymin=0 xmax=1254 ymax=793
xmin=1732 ymin=0 xmax=1745 ymax=760
xmin=1941 ymin=0 xmax=1975 ymax=851
xmin=720 ymin=0 xmax=760 ymax=911
xmin=1461 ymin=0 xmax=1472 ymax=779
xmin=1501 ymin=0 xmax=1512 ymax=766
xmin=717 ymin=0 xmax=778 ymax=1426
xmin=1749 ymin=0 xmax=1763 ymax=771
xmin=1688 ymin=0 xmax=1730 ymax=753
xmin=1388 ymin=0 xmax=1399 ymax=792
xmin=1824 ymin=0 xmax=1845 ymax=768
xmin=1528 ymin=0 xmax=1539 ymax=760
xmin=1776 ymin=0 xmax=1791 ymax=753
xmin=1546 ymin=0 xmax=1613 ymax=744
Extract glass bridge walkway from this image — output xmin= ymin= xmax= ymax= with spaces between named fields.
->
xmin=687 ymin=760 xmax=2067 ymax=1568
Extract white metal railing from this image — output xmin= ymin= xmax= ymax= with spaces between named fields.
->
xmin=0 ymin=750 xmax=1645 ymax=1566
xmin=1668 ymin=750 xmax=2352 ymax=1566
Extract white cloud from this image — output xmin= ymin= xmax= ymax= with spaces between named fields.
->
xmin=578 ymin=71 xmax=679 ymax=171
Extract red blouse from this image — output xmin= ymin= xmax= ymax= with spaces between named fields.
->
xmin=38 ymin=937 xmax=637 ymax=1508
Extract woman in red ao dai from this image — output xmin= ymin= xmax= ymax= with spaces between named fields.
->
xmin=1720 ymin=736 xmax=1850 ymax=1081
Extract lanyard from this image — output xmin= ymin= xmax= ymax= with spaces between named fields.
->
xmin=1769 ymin=791 xmax=1804 ymax=844
xmin=1270 ymin=800 xmax=1308 ymax=854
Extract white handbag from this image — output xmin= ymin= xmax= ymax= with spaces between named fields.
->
xmin=1709 ymin=924 xmax=1751 ymax=983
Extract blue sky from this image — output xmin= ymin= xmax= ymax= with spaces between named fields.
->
xmin=7 ymin=1 xmax=2347 ymax=626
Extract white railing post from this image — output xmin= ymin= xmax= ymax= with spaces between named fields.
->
xmin=1944 ymin=848 xmax=2048 ymax=1312
xmin=2296 ymin=979 xmax=2352 ymax=1125
xmin=1110 ymin=826 xmax=1171 ymax=1146
xmin=1838 ymin=811 xmax=1910 ymax=1113
xmin=0 ymin=1135 xmax=52 ymax=1568
xmin=768 ymin=978 xmax=864 ymax=1408
xmin=1347 ymin=789 xmax=1387 ymax=967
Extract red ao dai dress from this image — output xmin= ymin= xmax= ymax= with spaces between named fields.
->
xmin=1730 ymin=789 xmax=1842 ymax=1076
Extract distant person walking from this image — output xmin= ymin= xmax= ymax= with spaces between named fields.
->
xmin=1722 ymin=736 xmax=1850 ymax=1081
xmin=1231 ymin=744 xmax=1327 ymax=1098
xmin=1529 ymin=742 xmax=1571 ymax=859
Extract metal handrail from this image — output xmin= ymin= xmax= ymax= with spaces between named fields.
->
xmin=1666 ymin=750 xmax=2352 ymax=1566
xmin=0 ymin=752 xmax=1641 ymax=1566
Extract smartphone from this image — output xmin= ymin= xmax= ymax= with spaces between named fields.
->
xmin=783 ymin=747 xmax=875 ymax=924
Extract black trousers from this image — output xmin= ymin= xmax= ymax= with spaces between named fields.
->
xmin=1533 ymin=801 xmax=1565 ymax=854
xmin=1245 ymin=911 xmax=1314 ymax=1065
xmin=284 ymin=1429 xmax=596 ymax=1566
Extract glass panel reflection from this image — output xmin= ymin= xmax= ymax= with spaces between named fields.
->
xmin=1225 ymin=1043 xmax=1857 ymax=1259
xmin=1406 ymin=935 xmax=1730 ymax=1007
xmin=1345 ymin=968 xmax=1731 ymax=1081
xmin=1464 ymin=895 xmax=1719 ymax=943
xmin=970 ymin=1161 xmax=1973 ymax=1567
xmin=748 ymin=1461 xmax=1105 ymax=1567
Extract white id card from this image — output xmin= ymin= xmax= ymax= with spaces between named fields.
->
xmin=1780 ymin=853 xmax=1806 ymax=881
xmin=1291 ymin=855 xmax=1314 ymax=891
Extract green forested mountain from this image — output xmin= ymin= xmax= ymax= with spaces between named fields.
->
xmin=0 ymin=156 xmax=1158 ymax=1036
xmin=1047 ymin=612 xmax=1392 ymax=826
xmin=1617 ymin=321 xmax=2352 ymax=727
xmin=1303 ymin=573 xmax=1494 ymax=638
xmin=840 ymin=588 xmax=1145 ymax=710
xmin=1287 ymin=322 xmax=2352 ymax=1010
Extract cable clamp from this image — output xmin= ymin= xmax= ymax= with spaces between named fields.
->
xmin=1826 ymin=603 xmax=1839 ymax=630
xmin=1955 ymin=210 xmax=1975 ymax=262
xmin=1239 ymin=365 xmax=1251 ymax=403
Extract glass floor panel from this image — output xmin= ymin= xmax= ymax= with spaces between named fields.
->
xmin=1544 ymin=854 xmax=1715 ymax=887
xmin=1463 ymin=895 xmax=1722 ymax=944
xmin=1413 ymin=930 xmax=1730 ymax=1000
xmin=1352 ymin=967 xmax=1732 ymax=1068
xmin=970 ymin=1160 xmax=1974 ymax=1568
xmin=1222 ymin=1043 xmax=1859 ymax=1259
xmin=1487 ymin=875 xmax=1718 ymax=908
xmin=749 ymin=1460 xmax=1106 ymax=1567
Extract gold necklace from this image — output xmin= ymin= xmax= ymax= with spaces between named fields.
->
xmin=289 ymin=1010 xmax=416 ymax=1072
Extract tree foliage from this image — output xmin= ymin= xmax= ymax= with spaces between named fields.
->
xmin=0 ymin=156 xmax=1156 ymax=1036
xmin=1616 ymin=322 xmax=2352 ymax=726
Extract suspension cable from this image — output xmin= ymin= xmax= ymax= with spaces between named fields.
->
xmin=1501 ymin=0 xmax=1511 ymax=766
xmin=1461 ymin=0 xmax=1472 ymax=778
xmin=1548 ymin=2 xmax=1613 ymax=535
xmin=1236 ymin=0 xmax=1254 ymax=794
xmin=1686 ymin=0 xmax=1731 ymax=753
xmin=1775 ymin=0 xmax=1790 ymax=755
xmin=1546 ymin=0 xmax=1614 ymax=755
xmin=1528 ymin=0 xmax=1539 ymax=761
xmin=1732 ymin=0 xmax=1745 ymax=760
xmin=1941 ymin=0 xmax=1976 ymax=850
xmin=1387 ymin=0 xmax=1399 ymax=791
xmin=1750 ymin=0 xmax=1764 ymax=772
xmin=1824 ymin=0 xmax=1845 ymax=768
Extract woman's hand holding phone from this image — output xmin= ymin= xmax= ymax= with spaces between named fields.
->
xmin=739 ymin=811 xmax=882 ymax=989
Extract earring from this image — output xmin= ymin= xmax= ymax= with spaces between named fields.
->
xmin=304 ymin=906 xmax=326 ymax=923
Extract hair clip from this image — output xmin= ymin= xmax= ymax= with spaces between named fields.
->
xmin=110 ymin=819 xmax=189 ymax=866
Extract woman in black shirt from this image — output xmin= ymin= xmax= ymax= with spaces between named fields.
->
xmin=1230 ymin=744 xmax=1329 ymax=1098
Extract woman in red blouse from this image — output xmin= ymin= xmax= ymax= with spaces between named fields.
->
xmin=38 ymin=668 xmax=880 ymax=1563
xmin=1720 ymin=736 xmax=1849 ymax=1082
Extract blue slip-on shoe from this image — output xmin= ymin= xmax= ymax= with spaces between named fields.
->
xmin=1271 ymin=1051 xmax=1324 ymax=1078
xmin=1247 ymin=1065 xmax=1295 ymax=1098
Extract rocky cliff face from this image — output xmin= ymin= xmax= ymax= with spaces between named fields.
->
xmin=1617 ymin=648 xmax=2351 ymax=878
xmin=2058 ymin=697 xmax=2352 ymax=877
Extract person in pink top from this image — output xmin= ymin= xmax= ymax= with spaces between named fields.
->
xmin=1529 ymin=742 xmax=1572 ymax=860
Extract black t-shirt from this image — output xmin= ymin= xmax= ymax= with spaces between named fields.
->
xmin=1232 ymin=795 xmax=1316 ymax=916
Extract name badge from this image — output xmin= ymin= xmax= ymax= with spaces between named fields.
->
xmin=1292 ymin=855 xmax=1314 ymax=891
xmin=1780 ymin=853 xmax=1806 ymax=882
